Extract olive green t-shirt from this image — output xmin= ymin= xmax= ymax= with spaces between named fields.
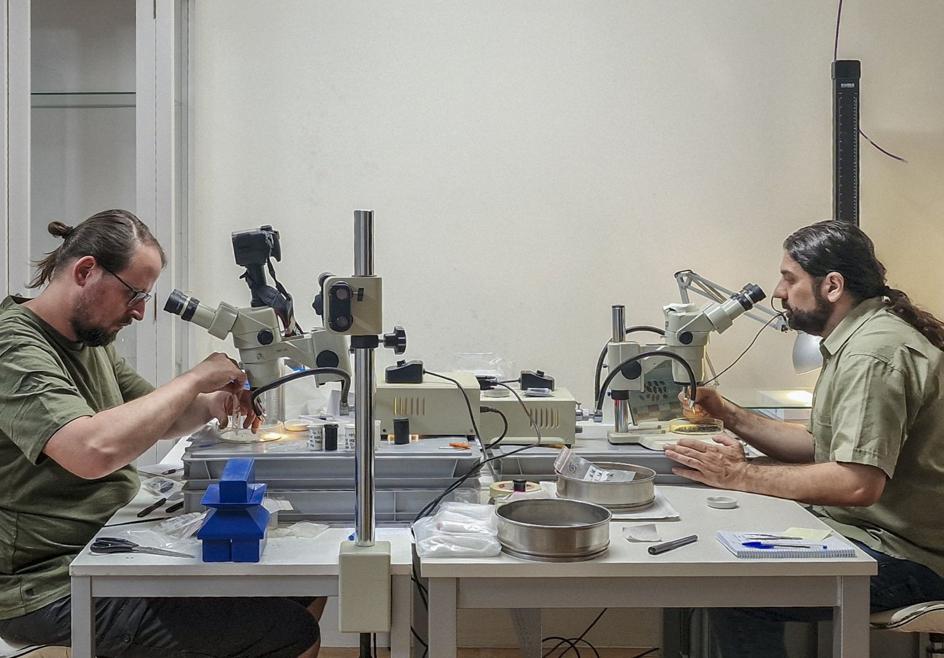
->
xmin=0 ymin=296 xmax=154 ymax=619
xmin=810 ymin=297 xmax=944 ymax=576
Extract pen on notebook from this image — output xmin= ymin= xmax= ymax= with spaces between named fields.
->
xmin=166 ymin=501 xmax=184 ymax=514
xmin=648 ymin=534 xmax=698 ymax=555
xmin=741 ymin=541 xmax=828 ymax=549
xmin=137 ymin=497 xmax=167 ymax=518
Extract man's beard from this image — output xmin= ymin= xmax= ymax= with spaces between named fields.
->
xmin=784 ymin=290 xmax=831 ymax=335
xmin=70 ymin=297 xmax=119 ymax=347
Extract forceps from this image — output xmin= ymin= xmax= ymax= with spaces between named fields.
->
xmin=90 ymin=537 xmax=194 ymax=558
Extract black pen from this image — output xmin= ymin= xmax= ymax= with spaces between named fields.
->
xmin=137 ymin=497 xmax=167 ymax=518
xmin=165 ymin=501 xmax=184 ymax=514
xmin=648 ymin=534 xmax=698 ymax=555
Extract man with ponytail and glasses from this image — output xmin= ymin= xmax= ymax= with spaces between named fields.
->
xmin=0 ymin=210 xmax=322 ymax=656
xmin=664 ymin=220 xmax=944 ymax=658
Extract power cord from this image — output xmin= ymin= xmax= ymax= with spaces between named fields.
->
xmin=249 ymin=366 xmax=351 ymax=417
xmin=700 ymin=312 xmax=784 ymax=386
xmin=410 ymin=372 xmax=545 ymax=654
xmin=832 ymin=0 xmax=907 ymax=163
xmin=495 ymin=381 xmax=543 ymax=445
xmin=542 ymin=608 xmax=607 ymax=657
xmin=482 ymin=406 xmax=509 ymax=448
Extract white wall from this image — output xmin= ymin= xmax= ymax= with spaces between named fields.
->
xmin=186 ymin=1 xmax=943 ymax=407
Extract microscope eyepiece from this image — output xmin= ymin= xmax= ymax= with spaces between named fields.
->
xmin=164 ymin=289 xmax=188 ymax=315
xmin=164 ymin=289 xmax=201 ymax=322
xmin=733 ymin=283 xmax=765 ymax=310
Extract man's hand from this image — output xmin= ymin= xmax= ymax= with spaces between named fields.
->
xmin=679 ymin=387 xmax=731 ymax=422
xmin=665 ymin=435 xmax=749 ymax=490
xmin=207 ymin=390 xmax=261 ymax=431
xmin=185 ymin=352 xmax=247 ymax=395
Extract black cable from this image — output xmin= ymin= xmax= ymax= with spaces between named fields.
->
xmin=701 ymin=312 xmax=783 ymax=386
xmin=542 ymin=636 xmax=584 ymax=657
xmin=410 ymin=626 xmax=428 ymax=651
xmin=630 ymin=649 xmax=659 ymax=658
xmin=358 ymin=632 xmax=372 ymax=657
xmin=411 ymin=575 xmax=428 ymax=608
xmin=593 ymin=326 xmax=666 ymax=404
xmin=541 ymin=607 xmax=607 ymax=657
xmin=495 ymin=382 xmax=543 ymax=445
xmin=482 ymin=407 xmax=509 ymax=448
xmin=249 ymin=366 xmax=350 ymax=417
xmin=832 ymin=0 xmax=907 ymax=164
xmin=859 ymin=127 xmax=908 ymax=163
xmin=574 ymin=608 xmax=607 ymax=644
xmin=832 ymin=0 xmax=843 ymax=62
xmin=595 ymin=350 xmax=697 ymax=415
xmin=423 ymin=370 xmax=486 ymax=446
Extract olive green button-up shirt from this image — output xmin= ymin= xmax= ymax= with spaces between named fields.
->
xmin=810 ymin=297 xmax=944 ymax=576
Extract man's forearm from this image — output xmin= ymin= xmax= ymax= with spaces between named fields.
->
xmin=46 ymin=373 xmax=203 ymax=478
xmin=160 ymin=393 xmax=215 ymax=440
xmin=725 ymin=405 xmax=815 ymax=463
xmin=739 ymin=460 xmax=884 ymax=506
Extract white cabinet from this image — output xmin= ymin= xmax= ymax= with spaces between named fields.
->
xmin=2 ymin=0 xmax=189 ymax=388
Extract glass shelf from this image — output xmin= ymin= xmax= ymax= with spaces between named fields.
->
xmin=31 ymin=92 xmax=135 ymax=109
xmin=722 ymin=388 xmax=813 ymax=410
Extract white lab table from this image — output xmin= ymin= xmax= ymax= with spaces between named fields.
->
xmin=419 ymin=486 xmax=876 ymax=658
xmin=70 ymin=522 xmax=414 ymax=658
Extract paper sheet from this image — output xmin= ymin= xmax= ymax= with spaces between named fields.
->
xmin=609 ymin=490 xmax=680 ymax=521
xmin=622 ymin=524 xmax=661 ymax=542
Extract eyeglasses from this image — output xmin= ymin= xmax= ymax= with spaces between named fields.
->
xmin=100 ymin=264 xmax=152 ymax=306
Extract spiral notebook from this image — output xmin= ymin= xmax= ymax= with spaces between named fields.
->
xmin=716 ymin=531 xmax=857 ymax=559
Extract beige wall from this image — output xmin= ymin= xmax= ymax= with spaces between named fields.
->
xmin=185 ymin=1 xmax=943 ymax=649
xmin=186 ymin=1 xmax=943 ymax=406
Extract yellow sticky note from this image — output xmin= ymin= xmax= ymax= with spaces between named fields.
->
xmin=783 ymin=527 xmax=832 ymax=541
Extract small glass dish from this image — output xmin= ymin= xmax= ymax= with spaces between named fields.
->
xmin=667 ymin=416 xmax=724 ymax=435
xmin=218 ymin=420 xmax=285 ymax=443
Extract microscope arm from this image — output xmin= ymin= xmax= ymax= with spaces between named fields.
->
xmin=675 ymin=269 xmax=787 ymax=331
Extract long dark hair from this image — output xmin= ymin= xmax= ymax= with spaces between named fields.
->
xmin=784 ymin=220 xmax=944 ymax=351
xmin=29 ymin=209 xmax=166 ymax=288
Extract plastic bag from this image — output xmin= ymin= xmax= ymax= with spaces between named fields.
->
xmin=105 ymin=527 xmax=199 ymax=555
xmin=269 ymin=522 xmax=329 ymax=538
xmin=415 ymin=531 xmax=501 ymax=557
xmin=413 ymin=503 xmax=501 ymax=558
xmin=554 ymin=447 xmax=635 ymax=482
xmin=141 ymin=476 xmax=181 ymax=496
xmin=158 ymin=512 xmax=207 ymax=539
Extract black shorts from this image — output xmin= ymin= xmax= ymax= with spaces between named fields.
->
xmin=0 ymin=595 xmax=319 ymax=658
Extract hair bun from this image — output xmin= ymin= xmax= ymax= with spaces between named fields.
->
xmin=47 ymin=221 xmax=74 ymax=239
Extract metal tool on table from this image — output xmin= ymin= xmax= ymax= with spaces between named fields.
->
xmin=136 ymin=497 xmax=167 ymax=518
xmin=90 ymin=537 xmax=194 ymax=558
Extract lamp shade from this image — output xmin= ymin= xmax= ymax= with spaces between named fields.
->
xmin=792 ymin=332 xmax=823 ymax=374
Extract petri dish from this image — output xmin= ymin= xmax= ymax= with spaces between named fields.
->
xmin=668 ymin=417 xmax=724 ymax=435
